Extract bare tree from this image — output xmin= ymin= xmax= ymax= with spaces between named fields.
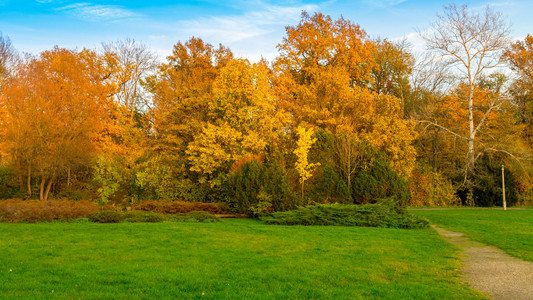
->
xmin=420 ymin=4 xmax=511 ymax=179
xmin=0 ymin=33 xmax=17 ymax=83
xmin=102 ymin=38 xmax=158 ymax=124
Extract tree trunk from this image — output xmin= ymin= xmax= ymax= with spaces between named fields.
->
xmin=16 ymin=157 xmax=23 ymax=192
xmin=468 ymin=85 xmax=475 ymax=169
xmin=43 ymin=177 xmax=53 ymax=201
xmin=39 ymin=175 xmax=45 ymax=201
xmin=27 ymin=164 xmax=32 ymax=197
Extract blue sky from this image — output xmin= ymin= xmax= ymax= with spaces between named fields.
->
xmin=1 ymin=0 xmax=532 ymax=62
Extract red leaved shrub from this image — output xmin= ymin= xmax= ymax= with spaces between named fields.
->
xmin=0 ymin=199 xmax=99 ymax=223
xmin=133 ymin=200 xmax=230 ymax=214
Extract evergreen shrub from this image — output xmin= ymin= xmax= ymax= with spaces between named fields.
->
xmin=122 ymin=211 xmax=164 ymax=223
xmin=310 ymin=165 xmax=350 ymax=203
xmin=260 ymin=200 xmax=428 ymax=229
xmin=225 ymin=159 xmax=296 ymax=214
xmin=457 ymin=155 xmax=518 ymax=207
xmin=352 ymin=157 xmax=409 ymax=205
xmin=168 ymin=211 xmax=219 ymax=223
xmin=88 ymin=210 xmax=124 ymax=223
xmin=133 ymin=200 xmax=229 ymax=214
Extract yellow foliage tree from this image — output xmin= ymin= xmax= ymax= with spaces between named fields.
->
xmin=186 ymin=59 xmax=290 ymax=186
xmin=294 ymin=126 xmax=320 ymax=202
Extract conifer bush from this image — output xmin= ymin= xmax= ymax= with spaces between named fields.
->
xmin=122 ymin=211 xmax=165 ymax=223
xmin=88 ymin=210 xmax=124 ymax=223
xmin=224 ymin=159 xmax=296 ymax=214
xmin=133 ymin=200 xmax=229 ymax=214
xmin=351 ymin=157 xmax=409 ymax=205
xmin=260 ymin=200 xmax=428 ymax=229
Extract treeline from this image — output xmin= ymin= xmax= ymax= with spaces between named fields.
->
xmin=1 ymin=5 xmax=532 ymax=212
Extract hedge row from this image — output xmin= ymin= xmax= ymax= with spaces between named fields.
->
xmin=132 ymin=200 xmax=230 ymax=214
xmin=0 ymin=199 xmax=99 ymax=223
xmin=260 ymin=201 xmax=429 ymax=229
xmin=88 ymin=210 xmax=219 ymax=223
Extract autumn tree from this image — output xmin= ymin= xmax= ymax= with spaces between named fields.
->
xmin=294 ymin=126 xmax=319 ymax=201
xmin=370 ymin=39 xmax=414 ymax=106
xmin=186 ymin=59 xmax=289 ymax=186
xmin=146 ymin=37 xmax=234 ymax=154
xmin=274 ymin=11 xmax=376 ymax=129
xmin=275 ymin=12 xmax=417 ymax=178
xmin=102 ymin=38 xmax=157 ymax=125
xmin=421 ymin=4 xmax=511 ymax=183
xmin=0 ymin=33 xmax=17 ymax=167
xmin=504 ymin=35 xmax=533 ymax=145
xmin=0 ymin=33 xmax=17 ymax=83
xmin=0 ymin=47 xmax=116 ymax=200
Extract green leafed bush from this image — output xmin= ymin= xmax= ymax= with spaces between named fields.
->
xmin=88 ymin=210 xmax=124 ymax=223
xmin=167 ymin=211 xmax=219 ymax=223
xmin=260 ymin=200 xmax=428 ymax=229
xmin=133 ymin=200 xmax=229 ymax=214
xmin=123 ymin=211 xmax=164 ymax=223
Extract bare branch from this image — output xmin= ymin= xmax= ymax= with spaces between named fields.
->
xmin=417 ymin=120 xmax=468 ymax=140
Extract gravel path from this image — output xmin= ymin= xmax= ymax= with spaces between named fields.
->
xmin=432 ymin=225 xmax=533 ymax=299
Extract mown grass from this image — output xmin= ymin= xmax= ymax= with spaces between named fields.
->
xmin=413 ymin=208 xmax=533 ymax=262
xmin=0 ymin=219 xmax=481 ymax=299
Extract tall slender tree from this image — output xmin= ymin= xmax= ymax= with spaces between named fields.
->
xmin=421 ymin=4 xmax=511 ymax=183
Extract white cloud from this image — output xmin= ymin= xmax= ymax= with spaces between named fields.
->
xmin=56 ymin=3 xmax=140 ymax=21
xmin=363 ymin=0 xmax=406 ymax=8
xmin=179 ymin=2 xmax=319 ymax=43
xmin=400 ymin=31 xmax=426 ymax=54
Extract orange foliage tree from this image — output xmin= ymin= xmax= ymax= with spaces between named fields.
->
xmin=146 ymin=37 xmax=234 ymax=155
xmin=274 ymin=12 xmax=416 ymax=178
xmin=0 ymin=47 xmax=116 ymax=200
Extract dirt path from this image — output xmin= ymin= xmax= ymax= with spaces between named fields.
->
xmin=432 ymin=225 xmax=533 ymax=299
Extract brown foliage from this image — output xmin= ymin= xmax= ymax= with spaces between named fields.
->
xmin=133 ymin=200 xmax=230 ymax=214
xmin=0 ymin=199 xmax=99 ymax=223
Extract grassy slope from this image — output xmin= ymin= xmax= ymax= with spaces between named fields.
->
xmin=0 ymin=219 xmax=481 ymax=299
xmin=413 ymin=209 xmax=533 ymax=262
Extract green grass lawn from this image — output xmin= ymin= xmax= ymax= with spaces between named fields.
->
xmin=0 ymin=219 xmax=481 ymax=299
xmin=413 ymin=208 xmax=533 ymax=262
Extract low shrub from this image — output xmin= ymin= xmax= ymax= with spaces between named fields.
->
xmin=133 ymin=200 xmax=229 ymax=214
xmin=88 ymin=211 xmax=124 ymax=223
xmin=123 ymin=211 xmax=164 ymax=223
xmin=260 ymin=200 xmax=429 ymax=229
xmin=0 ymin=199 xmax=99 ymax=223
xmin=168 ymin=211 xmax=219 ymax=223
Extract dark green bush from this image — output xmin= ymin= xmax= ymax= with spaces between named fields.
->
xmin=0 ymin=167 xmax=20 ymax=199
xmin=168 ymin=211 xmax=219 ymax=223
xmin=311 ymin=165 xmax=350 ymax=203
xmin=225 ymin=159 xmax=296 ymax=214
xmin=352 ymin=157 xmax=409 ymax=205
xmin=260 ymin=200 xmax=428 ymax=229
xmin=88 ymin=211 xmax=124 ymax=223
xmin=133 ymin=200 xmax=229 ymax=214
xmin=457 ymin=154 xmax=518 ymax=207
xmin=123 ymin=211 xmax=164 ymax=223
